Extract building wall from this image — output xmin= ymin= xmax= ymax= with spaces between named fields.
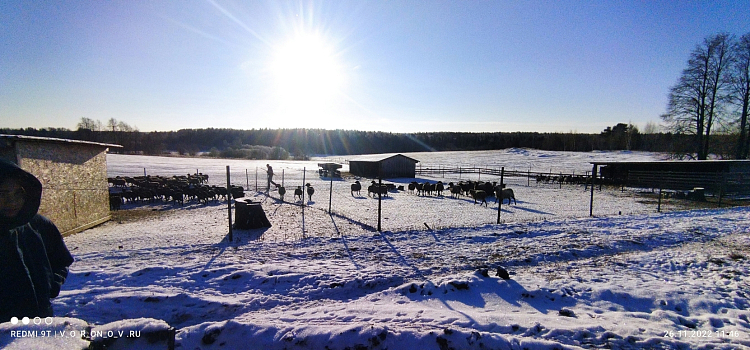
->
xmin=381 ymin=155 xmax=416 ymax=178
xmin=349 ymin=161 xmax=380 ymax=178
xmin=349 ymin=155 xmax=418 ymax=178
xmin=15 ymin=141 xmax=110 ymax=235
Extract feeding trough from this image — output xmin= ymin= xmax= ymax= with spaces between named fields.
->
xmin=233 ymin=198 xmax=271 ymax=229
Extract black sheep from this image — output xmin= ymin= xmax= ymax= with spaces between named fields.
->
xmin=470 ymin=189 xmax=488 ymax=207
xmin=351 ymin=180 xmax=361 ymax=196
xmin=305 ymin=183 xmax=314 ymax=201
xmin=276 ymin=184 xmax=286 ymax=201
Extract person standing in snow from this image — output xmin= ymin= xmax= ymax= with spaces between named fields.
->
xmin=0 ymin=159 xmax=74 ymax=322
xmin=266 ymin=164 xmax=277 ymax=190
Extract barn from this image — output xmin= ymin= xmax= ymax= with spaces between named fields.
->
xmin=348 ymin=153 xmax=420 ymax=178
xmin=0 ymin=134 xmax=121 ymax=236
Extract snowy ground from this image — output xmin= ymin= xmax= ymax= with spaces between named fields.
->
xmin=2 ymin=150 xmax=750 ymax=349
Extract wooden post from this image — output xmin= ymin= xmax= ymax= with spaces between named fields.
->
xmin=657 ymin=184 xmax=663 ymax=213
xmin=527 ymin=167 xmax=530 ymax=187
xmin=718 ymin=173 xmax=725 ymax=208
xmin=497 ymin=167 xmax=504 ymax=224
xmin=378 ymin=177 xmax=382 ymax=232
xmin=302 ymin=167 xmax=306 ymax=207
xmin=245 ymin=169 xmax=249 ymax=191
xmin=226 ymin=166 xmax=233 ymax=242
xmin=500 ymin=167 xmax=505 ymax=187
xmin=255 ymin=167 xmax=258 ymax=192
xmin=282 ymin=169 xmax=285 ymax=187
xmin=329 ymin=175 xmax=333 ymax=213
xmin=589 ymin=164 xmax=597 ymax=217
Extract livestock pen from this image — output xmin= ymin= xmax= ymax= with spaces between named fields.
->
xmin=104 ymin=153 xmax=723 ymax=242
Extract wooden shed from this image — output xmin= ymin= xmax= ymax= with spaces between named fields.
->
xmin=348 ymin=153 xmax=419 ymax=178
xmin=592 ymin=160 xmax=750 ymax=195
xmin=0 ymin=134 xmax=121 ymax=236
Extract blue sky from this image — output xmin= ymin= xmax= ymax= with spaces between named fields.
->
xmin=2 ymin=1 xmax=749 ymax=133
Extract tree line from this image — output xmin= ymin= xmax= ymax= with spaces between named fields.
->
xmin=2 ymin=121 xmax=700 ymax=159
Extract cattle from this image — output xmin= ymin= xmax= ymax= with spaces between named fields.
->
xmin=294 ymin=186 xmax=304 ymax=201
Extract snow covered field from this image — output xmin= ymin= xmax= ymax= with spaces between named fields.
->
xmin=2 ymin=149 xmax=749 ymax=349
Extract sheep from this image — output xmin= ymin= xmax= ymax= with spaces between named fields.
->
xmin=294 ymin=186 xmax=304 ymax=201
xmin=305 ymin=183 xmax=315 ymax=201
xmin=408 ymin=182 xmax=417 ymax=194
xmin=275 ymin=184 xmax=286 ymax=201
xmin=459 ymin=182 xmax=473 ymax=196
xmin=448 ymin=182 xmax=461 ymax=198
xmin=351 ymin=180 xmax=362 ymax=196
xmin=496 ymin=188 xmax=516 ymax=205
xmin=470 ymin=189 xmax=488 ymax=207
xmin=368 ymin=181 xmax=388 ymax=197
xmin=435 ymin=181 xmax=444 ymax=196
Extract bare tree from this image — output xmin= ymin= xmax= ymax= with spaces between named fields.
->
xmin=76 ymin=117 xmax=101 ymax=131
xmin=662 ymin=33 xmax=735 ymax=159
xmin=106 ymin=118 xmax=118 ymax=132
xmin=732 ymin=33 xmax=750 ymax=159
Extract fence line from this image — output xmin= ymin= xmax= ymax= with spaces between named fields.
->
xmin=415 ymin=166 xmax=590 ymax=180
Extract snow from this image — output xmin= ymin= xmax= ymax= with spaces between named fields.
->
xmin=2 ymin=149 xmax=749 ymax=349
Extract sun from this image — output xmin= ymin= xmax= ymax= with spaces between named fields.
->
xmin=268 ymin=32 xmax=346 ymax=124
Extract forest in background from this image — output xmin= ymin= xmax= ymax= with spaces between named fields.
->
xmin=1 ymin=123 xmax=732 ymax=160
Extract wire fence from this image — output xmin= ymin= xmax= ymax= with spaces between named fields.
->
xmin=104 ymin=162 xmax=746 ymax=242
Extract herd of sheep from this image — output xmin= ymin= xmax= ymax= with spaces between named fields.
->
xmin=108 ymin=174 xmax=518 ymax=210
xmin=107 ymin=174 xmax=243 ymax=209
xmin=350 ymin=179 xmax=516 ymax=207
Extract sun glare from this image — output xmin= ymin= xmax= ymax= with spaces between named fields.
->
xmin=268 ymin=33 xmax=346 ymax=125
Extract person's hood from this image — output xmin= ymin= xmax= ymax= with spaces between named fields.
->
xmin=0 ymin=159 xmax=42 ymax=229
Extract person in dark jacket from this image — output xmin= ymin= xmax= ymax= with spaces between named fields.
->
xmin=0 ymin=159 xmax=74 ymax=322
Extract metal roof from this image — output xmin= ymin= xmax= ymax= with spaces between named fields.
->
xmin=0 ymin=134 xmax=122 ymax=148
xmin=348 ymin=153 xmax=420 ymax=163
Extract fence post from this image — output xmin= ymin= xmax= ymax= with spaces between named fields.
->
xmin=527 ymin=167 xmax=530 ymax=187
xmin=589 ymin=164 xmax=597 ymax=217
xmin=329 ymin=175 xmax=333 ymax=213
xmin=377 ymin=177 xmax=382 ymax=232
xmin=246 ymin=169 xmax=249 ymax=191
xmin=718 ymin=173 xmax=725 ymax=208
xmin=227 ymin=166 xmax=233 ymax=242
xmin=497 ymin=167 xmax=504 ymax=224
xmin=302 ymin=167 xmax=306 ymax=207
xmin=657 ymin=184 xmax=662 ymax=213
